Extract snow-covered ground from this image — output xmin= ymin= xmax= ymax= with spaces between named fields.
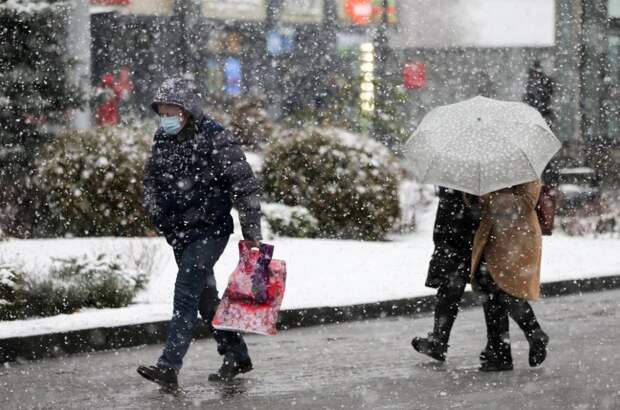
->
xmin=1 ymin=201 xmax=619 ymax=339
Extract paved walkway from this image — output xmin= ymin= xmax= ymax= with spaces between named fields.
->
xmin=2 ymin=289 xmax=619 ymax=409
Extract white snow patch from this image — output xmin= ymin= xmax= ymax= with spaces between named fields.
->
xmin=1 ymin=207 xmax=619 ymax=339
xmin=0 ymin=0 xmax=65 ymax=14
xmin=244 ymin=151 xmax=264 ymax=173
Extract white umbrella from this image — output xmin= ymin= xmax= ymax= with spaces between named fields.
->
xmin=404 ymin=96 xmax=561 ymax=195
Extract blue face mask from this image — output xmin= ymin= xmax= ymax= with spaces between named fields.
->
xmin=160 ymin=115 xmax=183 ymax=135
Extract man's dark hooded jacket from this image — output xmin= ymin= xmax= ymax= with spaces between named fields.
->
xmin=144 ymin=78 xmax=261 ymax=246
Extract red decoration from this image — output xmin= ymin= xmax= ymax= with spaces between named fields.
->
xmin=403 ymin=62 xmax=427 ymax=89
xmin=345 ymin=0 xmax=374 ymax=25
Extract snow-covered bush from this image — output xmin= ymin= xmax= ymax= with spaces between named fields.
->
xmin=557 ymin=190 xmax=620 ymax=237
xmin=394 ymin=180 xmax=436 ymax=234
xmin=203 ymin=93 xmax=275 ymax=150
xmin=229 ymin=94 xmax=274 ymax=149
xmin=36 ymin=254 xmax=146 ymax=312
xmin=0 ymin=265 xmax=27 ymax=321
xmin=0 ymin=254 xmax=148 ymax=320
xmin=262 ymin=128 xmax=401 ymax=240
xmin=33 ymin=122 xmax=154 ymax=237
xmin=262 ymin=203 xmax=320 ymax=238
xmin=0 ymin=0 xmax=84 ymax=237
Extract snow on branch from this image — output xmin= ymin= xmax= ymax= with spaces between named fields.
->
xmin=0 ymin=0 xmax=68 ymax=14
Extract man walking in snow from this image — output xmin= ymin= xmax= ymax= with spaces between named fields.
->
xmin=137 ymin=77 xmax=262 ymax=391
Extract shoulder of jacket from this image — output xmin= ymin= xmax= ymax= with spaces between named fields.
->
xmin=153 ymin=128 xmax=165 ymax=143
xmin=194 ymin=118 xmax=232 ymax=149
xmin=212 ymin=128 xmax=240 ymax=148
xmin=196 ymin=117 xmax=225 ymax=137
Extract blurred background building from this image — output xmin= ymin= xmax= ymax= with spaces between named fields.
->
xmin=84 ymin=0 xmax=618 ymax=157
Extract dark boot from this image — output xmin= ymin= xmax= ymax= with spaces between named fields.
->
xmin=208 ymin=354 xmax=253 ymax=382
xmin=137 ymin=365 xmax=179 ymax=392
xmin=527 ymin=329 xmax=550 ymax=367
xmin=479 ymin=343 xmax=490 ymax=363
xmin=411 ymin=333 xmax=447 ymax=362
xmin=479 ymin=342 xmax=513 ymax=372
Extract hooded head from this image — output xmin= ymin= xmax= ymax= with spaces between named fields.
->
xmin=151 ymin=77 xmax=204 ymax=121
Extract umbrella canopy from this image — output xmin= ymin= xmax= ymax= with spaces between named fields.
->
xmin=404 ymin=96 xmax=561 ymax=195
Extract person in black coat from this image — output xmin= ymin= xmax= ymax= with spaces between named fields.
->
xmin=523 ymin=60 xmax=560 ymax=187
xmin=411 ymin=187 xmax=480 ymax=361
xmin=523 ymin=60 xmax=554 ymax=126
xmin=137 ymin=78 xmax=262 ymax=391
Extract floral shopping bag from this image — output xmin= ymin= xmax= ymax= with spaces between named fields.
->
xmin=212 ymin=241 xmax=287 ymax=336
xmin=224 ymin=241 xmax=274 ymax=304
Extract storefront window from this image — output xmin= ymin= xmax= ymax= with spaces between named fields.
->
xmin=604 ymin=34 xmax=619 ymax=139
xmin=202 ymin=27 xmax=266 ymax=99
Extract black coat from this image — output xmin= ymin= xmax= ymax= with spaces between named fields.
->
xmin=144 ymin=78 xmax=261 ymax=246
xmin=425 ymin=188 xmax=480 ymax=288
xmin=523 ymin=68 xmax=559 ymax=186
xmin=523 ymin=68 xmax=554 ymax=120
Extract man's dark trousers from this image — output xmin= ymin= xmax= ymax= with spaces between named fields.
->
xmin=157 ymin=236 xmax=248 ymax=370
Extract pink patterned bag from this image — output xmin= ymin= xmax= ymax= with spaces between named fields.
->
xmin=212 ymin=241 xmax=287 ymax=336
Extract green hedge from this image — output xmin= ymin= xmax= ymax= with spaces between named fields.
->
xmin=262 ymin=203 xmax=320 ymax=238
xmin=262 ymin=128 xmax=401 ymax=240
xmin=33 ymin=122 xmax=154 ymax=237
xmin=0 ymin=254 xmax=147 ymax=321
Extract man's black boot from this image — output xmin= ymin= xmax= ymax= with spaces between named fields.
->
xmin=208 ymin=354 xmax=253 ymax=382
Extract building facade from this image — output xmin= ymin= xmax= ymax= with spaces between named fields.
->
xmin=88 ymin=0 xmax=618 ymax=161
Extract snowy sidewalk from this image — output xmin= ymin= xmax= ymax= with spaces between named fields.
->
xmin=3 ymin=290 xmax=620 ymax=409
xmin=1 ymin=206 xmax=619 ymax=340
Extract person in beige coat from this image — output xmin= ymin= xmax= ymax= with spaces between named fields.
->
xmin=471 ymin=180 xmax=550 ymax=371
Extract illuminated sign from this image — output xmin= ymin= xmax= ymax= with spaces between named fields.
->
xmin=359 ymin=42 xmax=374 ymax=112
xmin=337 ymin=0 xmax=397 ymax=26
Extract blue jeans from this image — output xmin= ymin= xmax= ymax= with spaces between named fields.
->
xmin=158 ymin=236 xmax=249 ymax=370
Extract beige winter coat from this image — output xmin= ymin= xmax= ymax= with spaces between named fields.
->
xmin=471 ymin=180 xmax=543 ymax=300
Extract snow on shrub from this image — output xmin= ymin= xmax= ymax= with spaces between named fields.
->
xmin=262 ymin=203 xmax=319 ymax=238
xmin=33 ymin=121 xmax=154 ymax=237
xmin=229 ymin=93 xmax=275 ymax=149
xmin=395 ymin=180 xmax=435 ymax=234
xmin=0 ymin=253 xmax=148 ymax=320
xmin=0 ymin=265 xmax=27 ymax=320
xmin=261 ymin=128 xmax=401 ymax=240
